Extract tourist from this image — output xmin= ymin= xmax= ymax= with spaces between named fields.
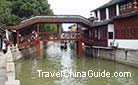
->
xmin=8 ymin=40 xmax=13 ymax=47
xmin=2 ymin=36 xmax=8 ymax=54
xmin=19 ymin=34 xmax=24 ymax=43
xmin=31 ymin=31 xmax=38 ymax=40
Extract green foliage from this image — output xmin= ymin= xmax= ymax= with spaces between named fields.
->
xmin=11 ymin=0 xmax=54 ymax=18
xmin=40 ymin=24 xmax=57 ymax=32
xmin=0 ymin=0 xmax=54 ymax=28
xmin=0 ymin=0 xmax=21 ymax=26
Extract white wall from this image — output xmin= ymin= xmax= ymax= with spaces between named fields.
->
xmin=108 ymin=24 xmax=114 ymax=32
xmin=114 ymin=40 xmax=138 ymax=49
xmin=108 ymin=24 xmax=114 ymax=47
xmin=107 ymin=24 xmax=138 ymax=49
xmin=106 ymin=8 xmax=109 ymax=20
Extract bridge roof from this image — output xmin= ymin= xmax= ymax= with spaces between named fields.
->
xmin=9 ymin=15 xmax=91 ymax=30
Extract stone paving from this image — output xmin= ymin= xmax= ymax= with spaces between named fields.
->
xmin=0 ymin=51 xmax=7 ymax=85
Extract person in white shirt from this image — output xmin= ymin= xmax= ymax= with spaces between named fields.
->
xmin=2 ymin=37 xmax=8 ymax=54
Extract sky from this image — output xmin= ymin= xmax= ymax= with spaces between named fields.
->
xmin=48 ymin=0 xmax=111 ymax=30
xmin=48 ymin=0 xmax=110 ymax=18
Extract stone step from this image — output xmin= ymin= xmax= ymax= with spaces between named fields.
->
xmin=5 ymin=80 xmax=20 ymax=85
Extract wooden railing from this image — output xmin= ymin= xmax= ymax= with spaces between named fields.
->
xmin=61 ymin=31 xmax=81 ymax=40
xmin=120 ymin=8 xmax=135 ymax=14
xmin=18 ymin=33 xmax=38 ymax=48
xmin=39 ymin=32 xmax=60 ymax=41
xmin=18 ymin=31 xmax=81 ymax=48
xmin=19 ymin=33 xmax=36 ymax=44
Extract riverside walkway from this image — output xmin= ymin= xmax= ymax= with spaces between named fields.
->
xmin=0 ymin=51 xmax=7 ymax=85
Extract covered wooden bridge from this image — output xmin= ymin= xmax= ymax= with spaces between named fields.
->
xmin=8 ymin=15 xmax=92 ymax=58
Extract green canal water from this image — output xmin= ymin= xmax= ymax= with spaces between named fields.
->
xmin=15 ymin=42 xmax=138 ymax=85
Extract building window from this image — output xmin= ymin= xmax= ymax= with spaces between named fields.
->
xmin=109 ymin=5 xmax=116 ymax=18
xmin=100 ymin=8 xmax=106 ymax=20
xmin=108 ymin=32 xmax=113 ymax=39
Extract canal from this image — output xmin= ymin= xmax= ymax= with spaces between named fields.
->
xmin=15 ymin=42 xmax=138 ymax=85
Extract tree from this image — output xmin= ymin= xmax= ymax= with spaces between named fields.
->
xmin=0 ymin=0 xmax=20 ymax=26
xmin=11 ymin=0 xmax=54 ymax=18
xmin=40 ymin=24 xmax=57 ymax=32
xmin=0 ymin=0 xmax=54 ymax=27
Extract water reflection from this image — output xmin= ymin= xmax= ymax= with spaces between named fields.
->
xmin=15 ymin=42 xmax=138 ymax=85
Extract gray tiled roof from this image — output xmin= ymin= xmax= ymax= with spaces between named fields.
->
xmin=91 ymin=0 xmax=125 ymax=11
xmin=9 ymin=15 xmax=92 ymax=30
xmin=90 ymin=11 xmax=138 ymax=27
xmin=20 ymin=15 xmax=90 ymax=25
xmin=91 ymin=19 xmax=112 ymax=27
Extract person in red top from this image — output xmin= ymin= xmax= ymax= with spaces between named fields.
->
xmin=8 ymin=40 xmax=12 ymax=47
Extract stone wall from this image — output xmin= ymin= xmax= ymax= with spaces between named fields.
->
xmin=10 ymin=45 xmax=22 ymax=61
xmin=91 ymin=47 xmax=138 ymax=68
xmin=116 ymin=49 xmax=138 ymax=67
xmin=5 ymin=46 xmax=20 ymax=85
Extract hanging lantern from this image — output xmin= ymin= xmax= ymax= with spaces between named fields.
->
xmin=133 ymin=1 xmax=137 ymax=5
xmin=133 ymin=0 xmax=138 ymax=10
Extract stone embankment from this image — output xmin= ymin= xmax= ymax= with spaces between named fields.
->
xmin=0 ymin=45 xmax=22 ymax=85
xmin=85 ymin=46 xmax=138 ymax=67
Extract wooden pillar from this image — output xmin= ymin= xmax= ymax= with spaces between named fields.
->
xmin=36 ymin=41 xmax=41 ymax=58
xmin=16 ymin=30 xmax=19 ymax=47
xmin=36 ymin=24 xmax=40 ymax=38
xmin=76 ymin=40 xmax=83 ymax=57
xmin=76 ymin=24 xmax=83 ymax=57
xmin=36 ymin=24 xmax=41 ymax=58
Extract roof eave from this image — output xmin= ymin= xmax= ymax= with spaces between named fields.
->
xmin=91 ymin=0 xmax=125 ymax=12
xmin=91 ymin=19 xmax=112 ymax=27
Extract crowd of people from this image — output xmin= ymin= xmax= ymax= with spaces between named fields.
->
xmin=19 ymin=31 xmax=38 ymax=43
xmin=0 ymin=30 xmax=38 ymax=54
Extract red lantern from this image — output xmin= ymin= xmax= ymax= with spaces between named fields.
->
xmin=133 ymin=1 xmax=138 ymax=10
xmin=133 ymin=1 xmax=137 ymax=5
